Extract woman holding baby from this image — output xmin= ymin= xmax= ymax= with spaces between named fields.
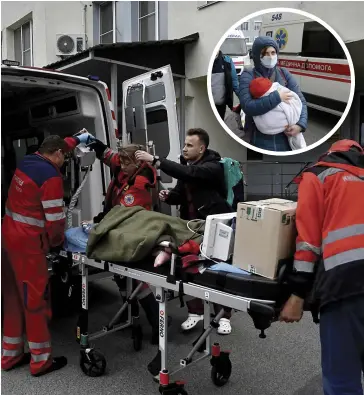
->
xmin=238 ymin=36 xmax=308 ymax=151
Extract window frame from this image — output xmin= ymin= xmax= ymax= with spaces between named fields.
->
xmin=14 ymin=19 xmax=33 ymax=66
xmin=99 ymin=1 xmax=116 ymax=44
xmin=138 ymin=1 xmax=159 ymax=41
xmin=241 ymin=22 xmax=249 ymax=31
xmin=254 ymin=21 xmax=262 ymax=31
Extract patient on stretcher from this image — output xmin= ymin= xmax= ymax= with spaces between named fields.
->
xmin=63 ymin=205 xmax=250 ymax=276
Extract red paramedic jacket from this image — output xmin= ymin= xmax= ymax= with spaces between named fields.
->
xmin=101 ymin=147 xmax=157 ymax=212
xmin=2 ymin=137 xmax=77 ymax=255
xmin=291 ymin=140 xmax=364 ymax=308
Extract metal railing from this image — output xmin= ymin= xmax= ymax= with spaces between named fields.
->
xmin=239 ymin=161 xmax=311 ymax=201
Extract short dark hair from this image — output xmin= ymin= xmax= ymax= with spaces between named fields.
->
xmin=186 ymin=128 xmax=210 ymax=148
xmin=38 ymin=135 xmax=67 ymax=155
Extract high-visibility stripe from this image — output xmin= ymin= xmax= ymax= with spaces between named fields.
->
xmin=317 ymin=168 xmax=344 ymax=183
xmin=5 ymin=208 xmax=45 ymax=227
xmin=3 ymin=336 xmax=23 ymax=345
xmin=3 ymin=349 xmax=22 ymax=357
xmin=294 ymin=260 xmax=315 ymax=273
xmin=296 ymin=242 xmax=321 ymax=255
xmin=31 ymin=352 xmax=51 ymax=362
xmin=288 ymin=70 xmax=351 ymax=84
xmin=323 ymin=224 xmax=364 ymax=246
xmin=324 ymin=248 xmax=364 ymax=271
xmin=45 ymin=212 xmax=65 ymax=221
xmin=41 ymin=199 xmax=64 ymax=208
xmin=28 ymin=341 xmax=51 ymax=349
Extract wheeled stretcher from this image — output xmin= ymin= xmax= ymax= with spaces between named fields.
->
xmin=55 ymin=241 xmax=294 ymax=395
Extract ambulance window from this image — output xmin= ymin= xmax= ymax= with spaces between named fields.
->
xmin=301 ymin=22 xmax=345 ymax=59
xmin=146 ymin=108 xmax=170 ymax=159
xmin=221 ymin=38 xmax=248 ymax=56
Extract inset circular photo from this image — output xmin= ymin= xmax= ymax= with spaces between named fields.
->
xmin=207 ymin=8 xmax=355 ymax=156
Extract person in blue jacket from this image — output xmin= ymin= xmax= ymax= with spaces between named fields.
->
xmin=211 ymin=51 xmax=239 ymax=120
xmin=238 ymin=36 xmax=308 ymax=151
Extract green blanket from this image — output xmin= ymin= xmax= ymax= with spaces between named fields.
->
xmin=86 ymin=206 xmax=204 ymax=262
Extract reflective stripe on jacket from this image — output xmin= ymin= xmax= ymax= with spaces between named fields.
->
xmin=293 ymin=156 xmax=364 ymax=307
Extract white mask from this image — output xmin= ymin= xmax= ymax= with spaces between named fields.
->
xmin=261 ymin=54 xmax=278 ymax=69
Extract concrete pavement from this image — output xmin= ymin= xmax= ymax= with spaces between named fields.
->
xmin=2 ymin=276 xmax=323 ymax=395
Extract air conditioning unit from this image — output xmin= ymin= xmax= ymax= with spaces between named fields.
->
xmin=56 ymin=34 xmax=86 ymax=56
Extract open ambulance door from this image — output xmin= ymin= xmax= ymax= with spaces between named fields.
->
xmin=121 ymin=65 xmax=181 ymax=215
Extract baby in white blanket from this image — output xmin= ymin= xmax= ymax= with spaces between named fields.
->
xmin=249 ymin=77 xmax=306 ymax=150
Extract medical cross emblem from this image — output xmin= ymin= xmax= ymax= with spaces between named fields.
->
xmin=124 ymin=194 xmax=135 ymax=205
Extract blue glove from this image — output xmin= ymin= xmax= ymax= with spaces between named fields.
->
xmin=77 ymin=132 xmax=95 ymax=145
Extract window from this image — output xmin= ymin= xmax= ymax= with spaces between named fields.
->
xmin=139 ymin=1 xmax=158 ymax=41
xmin=221 ymin=37 xmax=248 ymax=56
xmin=99 ymin=2 xmax=114 ymax=44
xmin=254 ymin=21 xmax=262 ymax=31
xmin=14 ymin=21 xmax=32 ymax=66
xmin=241 ymin=22 xmax=249 ymax=31
xmin=301 ymin=21 xmax=345 ymax=59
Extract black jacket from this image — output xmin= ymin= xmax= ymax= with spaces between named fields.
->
xmin=160 ymin=150 xmax=232 ymax=220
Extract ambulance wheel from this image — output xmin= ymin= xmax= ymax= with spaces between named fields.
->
xmin=80 ymin=349 xmax=106 ymax=377
xmin=132 ymin=324 xmax=143 ymax=351
xmin=211 ymin=354 xmax=232 ymax=387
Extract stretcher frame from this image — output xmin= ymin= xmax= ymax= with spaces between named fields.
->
xmin=71 ymin=242 xmax=277 ymax=393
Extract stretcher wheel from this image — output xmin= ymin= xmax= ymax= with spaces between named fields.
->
xmin=132 ymin=324 xmax=143 ymax=351
xmin=80 ymin=349 xmax=106 ymax=377
xmin=210 ymin=353 xmax=232 ymax=387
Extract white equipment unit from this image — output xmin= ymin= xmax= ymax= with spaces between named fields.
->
xmin=56 ymin=34 xmax=86 ymax=56
xmin=202 ymin=213 xmax=236 ymax=261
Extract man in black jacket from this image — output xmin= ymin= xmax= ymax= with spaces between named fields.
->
xmin=135 ymin=128 xmax=233 ymax=335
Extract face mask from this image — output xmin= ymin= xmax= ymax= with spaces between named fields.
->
xmin=261 ymin=54 xmax=278 ymax=69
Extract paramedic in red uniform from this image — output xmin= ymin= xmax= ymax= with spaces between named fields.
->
xmin=1 ymin=133 xmax=88 ymax=376
xmin=279 ymin=140 xmax=364 ymax=395
xmin=87 ymin=137 xmax=162 ymax=344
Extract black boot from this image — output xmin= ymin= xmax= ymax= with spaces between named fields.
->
xmin=139 ymin=293 xmax=159 ymax=344
xmin=32 ymin=356 xmax=67 ymax=377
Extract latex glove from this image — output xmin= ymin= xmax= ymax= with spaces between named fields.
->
xmin=77 ymin=131 xmax=95 ymax=145
xmin=279 ymin=295 xmax=304 ymax=323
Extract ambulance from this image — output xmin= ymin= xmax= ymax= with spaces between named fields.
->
xmin=260 ymin=12 xmax=351 ymax=116
xmin=1 ymin=61 xmax=181 ymax=313
xmin=220 ymin=29 xmax=251 ymax=75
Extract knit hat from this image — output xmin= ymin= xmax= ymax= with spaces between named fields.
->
xmin=249 ymin=77 xmax=273 ymax=99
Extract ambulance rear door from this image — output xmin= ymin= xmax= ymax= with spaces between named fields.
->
xmin=121 ymin=65 xmax=181 ymax=193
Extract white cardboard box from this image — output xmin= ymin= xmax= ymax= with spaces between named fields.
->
xmin=233 ymin=198 xmax=297 ymax=279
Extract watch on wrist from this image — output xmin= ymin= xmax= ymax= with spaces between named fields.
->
xmin=152 ymin=155 xmax=160 ymax=166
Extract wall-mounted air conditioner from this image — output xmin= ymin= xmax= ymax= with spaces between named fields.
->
xmin=56 ymin=34 xmax=86 ymax=56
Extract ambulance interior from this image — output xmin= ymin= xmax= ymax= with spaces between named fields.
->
xmin=1 ymin=76 xmax=108 ymax=223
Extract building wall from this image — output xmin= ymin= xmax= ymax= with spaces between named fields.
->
xmin=1 ymin=1 xmax=93 ymax=67
xmin=1 ymin=1 xmax=168 ymax=67
xmin=168 ymin=1 xmax=364 ymax=80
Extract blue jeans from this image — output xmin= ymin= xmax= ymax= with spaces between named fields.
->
xmin=320 ymin=295 xmax=364 ymax=395
xmin=251 ymin=129 xmax=291 ymax=151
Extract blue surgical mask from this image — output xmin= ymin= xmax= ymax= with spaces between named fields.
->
xmin=261 ymin=55 xmax=278 ymax=69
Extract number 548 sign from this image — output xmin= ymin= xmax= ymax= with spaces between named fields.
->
xmin=271 ymin=13 xmax=283 ymax=21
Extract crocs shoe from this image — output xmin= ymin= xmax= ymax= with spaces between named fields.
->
xmin=181 ymin=314 xmax=203 ymax=331
xmin=217 ymin=318 xmax=232 ymax=335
